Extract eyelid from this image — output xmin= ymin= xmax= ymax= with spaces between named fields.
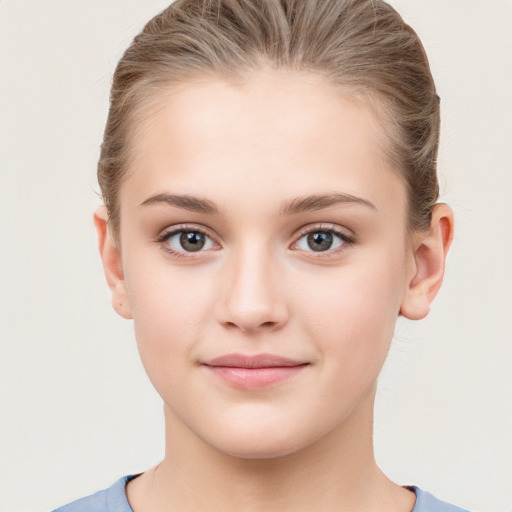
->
xmin=156 ymin=223 xmax=216 ymax=241
xmin=290 ymin=224 xmax=356 ymax=255
xmin=155 ymin=223 xmax=221 ymax=256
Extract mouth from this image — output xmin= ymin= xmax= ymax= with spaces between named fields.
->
xmin=201 ymin=353 xmax=310 ymax=389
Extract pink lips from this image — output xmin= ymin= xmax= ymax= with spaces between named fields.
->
xmin=202 ymin=353 xmax=309 ymax=389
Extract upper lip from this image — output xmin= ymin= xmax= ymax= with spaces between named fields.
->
xmin=202 ymin=353 xmax=308 ymax=369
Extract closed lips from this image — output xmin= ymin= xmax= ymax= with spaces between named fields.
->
xmin=202 ymin=353 xmax=309 ymax=368
xmin=201 ymin=353 xmax=310 ymax=389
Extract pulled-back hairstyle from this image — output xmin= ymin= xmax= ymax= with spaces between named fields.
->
xmin=99 ymin=0 xmax=440 ymax=236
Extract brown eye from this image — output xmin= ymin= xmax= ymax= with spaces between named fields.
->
xmin=294 ymin=228 xmax=351 ymax=254
xmin=160 ymin=229 xmax=216 ymax=254
xmin=179 ymin=231 xmax=206 ymax=252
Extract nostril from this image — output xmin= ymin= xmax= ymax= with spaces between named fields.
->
xmin=222 ymin=319 xmax=279 ymax=332
xmin=214 ymin=270 xmax=289 ymax=332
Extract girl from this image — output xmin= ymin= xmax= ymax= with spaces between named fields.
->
xmin=54 ymin=0 xmax=468 ymax=510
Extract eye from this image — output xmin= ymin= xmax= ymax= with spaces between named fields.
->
xmin=294 ymin=228 xmax=353 ymax=253
xmin=158 ymin=228 xmax=217 ymax=254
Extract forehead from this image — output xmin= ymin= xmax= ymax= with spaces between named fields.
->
xmin=121 ymin=69 xmax=406 ymax=219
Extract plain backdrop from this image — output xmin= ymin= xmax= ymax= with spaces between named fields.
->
xmin=1 ymin=1 xmax=511 ymax=511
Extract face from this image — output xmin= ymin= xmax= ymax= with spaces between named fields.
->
xmin=113 ymin=70 xmax=415 ymax=458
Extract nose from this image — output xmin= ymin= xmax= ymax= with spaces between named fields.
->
xmin=215 ymin=245 xmax=289 ymax=333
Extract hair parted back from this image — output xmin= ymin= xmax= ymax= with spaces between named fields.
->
xmin=99 ymin=0 xmax=440 ymax=236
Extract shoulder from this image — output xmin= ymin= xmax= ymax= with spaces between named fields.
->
xmin=410 ymin=486 xmax=472 ymax=512
xmin=52 ymin=475 xmax=138 ymax=512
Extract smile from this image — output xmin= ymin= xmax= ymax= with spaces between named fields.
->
xmin=201 ymin=353 xmax=310 ymax=389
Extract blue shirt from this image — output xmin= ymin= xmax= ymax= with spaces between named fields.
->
xmin=53 ymin=475 xmax=471 ymax=512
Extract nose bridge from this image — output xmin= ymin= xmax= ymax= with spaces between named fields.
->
xmin=216 ymin=240 xmax=287 ymax=332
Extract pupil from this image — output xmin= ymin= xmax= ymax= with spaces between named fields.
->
xmin=307 ymin=232 xmax=333 ymax=252
xmin=180 ymin=231 xmax=205 ymax=252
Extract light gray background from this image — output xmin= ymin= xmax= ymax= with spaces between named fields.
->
xmin=1 ymin=1 xmax=511 ymax=511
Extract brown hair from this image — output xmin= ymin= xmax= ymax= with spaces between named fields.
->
xmin=98 ymin=0 xmax=440 ymax=236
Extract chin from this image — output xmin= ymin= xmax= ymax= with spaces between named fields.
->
xmin=216 ymin=438 xmax=303 ymax=460
xmin=203 ymin=420 xmax=318 ymax=460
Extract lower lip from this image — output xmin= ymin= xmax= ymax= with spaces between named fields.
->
xmin=204 ymin=365 xmax=308 ymax=389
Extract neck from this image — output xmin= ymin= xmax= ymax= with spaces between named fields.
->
xmin=127 ymin=384 xmax=415 ymax=512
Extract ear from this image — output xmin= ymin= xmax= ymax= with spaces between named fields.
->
xmin=93 ymin=206 xmax=133 ymax=319
xmin=400 ymin=204 xmax=454 ymax=320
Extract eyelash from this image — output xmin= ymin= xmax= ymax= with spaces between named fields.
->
xmin=292 ymin=224 xmax=356 ymax=258
xmin=155 ymin=224 xmax=355 ymax=259
xmin=155 ymin=224 xmax=219 ymax=259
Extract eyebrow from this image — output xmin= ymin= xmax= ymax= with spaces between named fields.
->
xmin=140 ymin=191 xmax=375 ymax=216
xmin=140 ymin=193 xmax=218 ymax=214
xmin=280 ymin=193 xmax=376 ymax=215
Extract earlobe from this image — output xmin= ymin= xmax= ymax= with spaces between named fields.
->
xmin=399 ymin=204 xmax=454 ymax=320
xmin=93 ymin=207 xmax=133 ymax=319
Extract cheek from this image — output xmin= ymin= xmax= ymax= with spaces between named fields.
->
xmin=293 ymin=249 xmax=407 ymax=379
xmin=125 ymin=261 xmax=218 ymax=387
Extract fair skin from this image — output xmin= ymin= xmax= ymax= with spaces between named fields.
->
xmin=95 ymin=70 xmax=453 ymax=512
